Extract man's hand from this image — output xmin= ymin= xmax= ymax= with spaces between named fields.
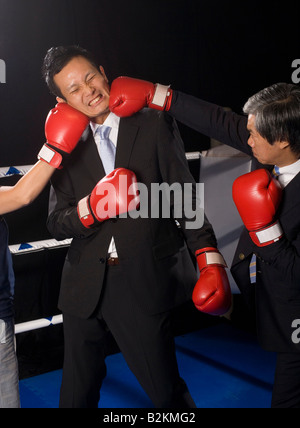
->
xmin=192 ymin=247 xmax=232 ymax=316
xmin=38 ymin=103 xmax=89 ymax=168
xmin=77 ymin=168 xmax=140 ymax=228
xmin=109 ymin=76 xmax=173 ymax=117
xmin=232 ymin=169 xmax=283 ymax=247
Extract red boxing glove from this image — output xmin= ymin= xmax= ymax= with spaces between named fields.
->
xmin=192 ymin=248 xmax=232 ymax=316
xmin=38 ymin=103 xmax=89 ymax=168
xmin=232 ymin=169 xmax=283 ymax=247
xmin=77 ymin=168 xmax=140 ymax=228
xmin=109 ymin=76 xmax=173 ymax=117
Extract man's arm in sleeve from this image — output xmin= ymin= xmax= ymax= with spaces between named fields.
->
xmin=156 ymin=112 xmax=217 ymax=251
xmin=156 ymin=112 xmax=232 ymax=316
xmin=47 ymin=169 xmax=96 ymax=241
xmin=169 ymin=91 xmax=251 ymax=156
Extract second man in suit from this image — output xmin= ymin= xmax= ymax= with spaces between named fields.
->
xmin=109 ymin=77 xmax=300 ymax=408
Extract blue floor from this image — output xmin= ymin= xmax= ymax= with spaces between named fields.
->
xmin=19 ymin=322 xmax=276 ymax=408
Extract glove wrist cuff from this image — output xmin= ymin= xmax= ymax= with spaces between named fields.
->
xmin=250 ymin=221 xmax=283 ymax=247
xmin=150 ymin=84 xmax=173 ymax=111
xmin=77 ymin=196 xmax=96 ymax=228
xmin=196 ymin=247 xmax=227 ymax=270
xmin=38 ymin=143 xmax=62 ymax=169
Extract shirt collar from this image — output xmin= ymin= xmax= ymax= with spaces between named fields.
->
xmin=90 ymin=112 xmax=120 ymax=136
xmin=275 ymin=159 xmax=300 ymax=187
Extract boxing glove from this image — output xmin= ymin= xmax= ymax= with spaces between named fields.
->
xmin=77 ymin=168 xmax=140 ymax=228
xmin=109 ymin=76 xmax=173 ymax=117
xmin=232 ymin=169 xmax=283 ymax=247
xmin=38 ymin=103 xmax=89 ymax=168
xmin=193 ymin=248 xmax=232 ymax=316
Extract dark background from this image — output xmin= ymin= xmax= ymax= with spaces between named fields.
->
xmin=0 ymin=0 xmax=299 ymax=167
xmin=0 ymin=0 xmax=299 ymax=377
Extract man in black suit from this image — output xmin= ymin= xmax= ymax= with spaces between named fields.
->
xmin=42 ymin=46 xmax=231 ymax=408
xmin=110 ymin=78 xmax=300 ymax=408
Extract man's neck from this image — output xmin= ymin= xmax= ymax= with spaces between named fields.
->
xmin=276 ymin=153 xmax=299 ymax=168
xmin=91 ymin=110 xmax=111 ymax=125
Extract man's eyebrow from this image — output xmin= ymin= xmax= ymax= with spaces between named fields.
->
xmin=67 ymin=82 xmax=79 ymax=91
xmin=84 ymin=71 xmax=95 ymax=81
xmin=66 ymin=72 xmax=95 ymax=91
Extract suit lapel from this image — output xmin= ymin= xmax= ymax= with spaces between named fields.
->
xmin=115 ymin=118 xmax=139 ymax=169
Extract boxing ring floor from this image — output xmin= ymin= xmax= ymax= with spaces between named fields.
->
xmin=19 ymin=321 xmax=276 ymax=408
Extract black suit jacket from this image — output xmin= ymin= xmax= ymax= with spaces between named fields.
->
xmin=47 ymin=109 xmax=217 ymax=319
xmin=169 ymin=91 xmax=300 ymax=353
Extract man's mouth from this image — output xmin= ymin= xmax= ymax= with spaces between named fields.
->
xmin=88 ymin=94 xmax=103 ymax=107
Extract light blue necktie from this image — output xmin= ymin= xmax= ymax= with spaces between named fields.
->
xmin=96 ymin=125 xmax=116 ymax=174
xmin=249 ymin=167 xmax=280 ymax=284
xmin=272 ymin=166 xmax=280 ymax=178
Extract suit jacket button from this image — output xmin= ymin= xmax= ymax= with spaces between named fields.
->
xmin=239 ymin=253 xmax=245 ymax=261
xmin=99 ymin=258 xmax=106 ymax=264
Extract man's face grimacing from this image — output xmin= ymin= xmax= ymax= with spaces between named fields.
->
xmin=54 ymin=56 xmax=111 ymax=124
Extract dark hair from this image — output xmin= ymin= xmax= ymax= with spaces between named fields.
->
xmin=42 ymin=45 xmax=99 ymax=99
xmin=243 ymin=83 xmax=300 ymax=157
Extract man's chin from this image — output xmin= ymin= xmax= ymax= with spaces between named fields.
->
xmin=87 ymin=108 xmax=110 ymax=123
xmin=253 ymin=155 xmax=273 ymax=166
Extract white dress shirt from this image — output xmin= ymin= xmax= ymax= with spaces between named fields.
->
xmin=90 ymin=113 xmax=120 ymax=257
xmin=274 ymin=158 xmax=300 ymax=188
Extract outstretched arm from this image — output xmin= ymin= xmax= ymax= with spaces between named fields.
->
xmin=0 ymin=161 xmax=54 ymax=215
xmin=0 ymin=102 xmax=89 ymax=216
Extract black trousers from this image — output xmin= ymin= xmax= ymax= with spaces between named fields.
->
xmin=272 ymin=352 xmax=300 ymax=408
xmin=59 ymin=264 xmax=196 ymax=408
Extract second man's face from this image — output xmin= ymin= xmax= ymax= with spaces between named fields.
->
xmin=247 ymin=114 xmax=291 ymax=167
xmin=54 ymin=56 xmax=111 ymax=124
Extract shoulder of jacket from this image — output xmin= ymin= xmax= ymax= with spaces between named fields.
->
xmin=124 ymin=107 xmax=169 ymax=123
